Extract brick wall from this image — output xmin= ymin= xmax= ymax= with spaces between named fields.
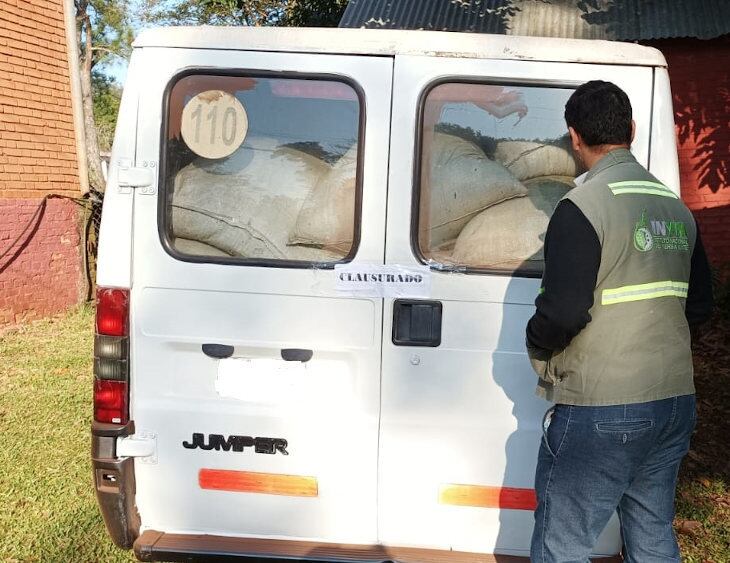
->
xmin=649 ymin=37 xmax=730 ymax=265
xmin=0 ymin=0 xmax=83 ymax=325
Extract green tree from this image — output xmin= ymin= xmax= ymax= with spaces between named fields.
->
xmin=75 ymin=0 xmax=134 ymax=190
xmin=142 ymin=0 xmax=347 ymax=27
xmin=284 ymin=0 xmax=348 ymax=27
xmin=142 ymin=0 xmax=285 ymax=26
xmin=92 ymin=72 xmax=122 ymax=153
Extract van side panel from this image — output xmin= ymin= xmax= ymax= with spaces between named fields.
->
xmin=649 ymin=68 xmax=681 ymax=194
xmin=96 ymin=50 xmax=140 ymax=290
xmin=93 ymin=52 xmax=141 ymax=546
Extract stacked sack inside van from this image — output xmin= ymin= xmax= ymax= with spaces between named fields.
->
xmin=170 ymin=132 xmax=580 ymax=269
xmin=286 ymin=131 xmax=581 ymax=271
xmin=449 ymin=135 xmax=581 ymax=270
xmin=171 ymin=136 xmax=344 ymax=262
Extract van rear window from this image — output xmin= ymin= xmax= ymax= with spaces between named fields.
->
xmin=416 ymin=82 xmax=580 ymax=276
xmin=162 ymin=73 xmax=362 ymax=265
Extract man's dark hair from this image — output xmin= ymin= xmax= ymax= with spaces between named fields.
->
xmin=564 ymin=81 xmax=632 ymax=147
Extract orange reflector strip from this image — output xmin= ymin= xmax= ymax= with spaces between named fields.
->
xmin=439 ymin=484 xmax=537 ymax=511
xmin=199 ymin=469 xmax=318 ymax=497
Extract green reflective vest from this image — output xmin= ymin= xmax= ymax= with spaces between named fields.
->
xmin=535 ymin=149 xmax=696 ymax=406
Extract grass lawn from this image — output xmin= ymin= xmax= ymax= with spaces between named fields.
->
xmin=0 ymin=306 xmax=134 ymax=563
xmin=0 ymin=305 xmax=727 ymax=562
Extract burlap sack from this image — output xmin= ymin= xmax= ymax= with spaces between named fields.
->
xmin=427 ymin=133 xmax=527 ymax=248
xmin=495 ymin=139 xmax=581 ymax=181
xmin=290 ymin=133 xmax=527 ymax=253
xmin=289 ymin=145 xmax=357 ymax=253
xmin=171 ymin=136 xmax=338 ymax=261
xmin=451 ymin=176 xmax=574 ymax=269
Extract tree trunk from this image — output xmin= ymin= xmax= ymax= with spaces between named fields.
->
xmin=77 ymin=6 xmax=105 ymax=192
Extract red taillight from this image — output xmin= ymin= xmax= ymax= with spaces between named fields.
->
xmin=94 ymin=287 xmax=130 ymax=426
xmin=96 ymin=288 xmax=129 ymax=336
xmin=94 ymin=379 xmax=129 ymax=424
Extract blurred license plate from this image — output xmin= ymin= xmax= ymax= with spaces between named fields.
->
xmin=216 ymin=358 xmax=306 ymax=403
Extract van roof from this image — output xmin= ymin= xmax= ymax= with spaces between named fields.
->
xmin=133 ymin=27 xmax=667 ymax=68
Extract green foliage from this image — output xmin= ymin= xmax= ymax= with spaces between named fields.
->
xmin=92 ymin=72 xmax=122 ymax=152
xmin=78 ymin=0 xmax=135 ymax=70
xmin=142 ymin=0 xmax=285 ymax=26
xmin=142 ymin=0 xmax=347 ymax=27
xmin=284 ymin=0 xmax=349 ymax=27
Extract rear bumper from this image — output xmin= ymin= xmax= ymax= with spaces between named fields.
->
xmin=134 ymin=531 xmax=622 ymax=562
xmin=92 ymin=420 xmax=140 ymax=548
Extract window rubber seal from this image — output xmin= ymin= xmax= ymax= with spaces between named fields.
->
xmin=156 ymin=67 xmax=367 ymax=270
xmin=410 ymin=76 xmax=583 ymax=279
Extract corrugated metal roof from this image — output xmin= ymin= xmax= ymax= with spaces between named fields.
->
xmin=340 ymin=0 xmax=730 ymax=41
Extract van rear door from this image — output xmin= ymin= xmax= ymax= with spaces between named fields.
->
xmin=128 ymin=47 xmax=392 ymax=543
xmin=379 ymin=55 xmax=654 ymax=556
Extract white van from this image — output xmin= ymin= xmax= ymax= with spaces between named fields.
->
xmin=92 ymin=27 xmax=677 ymax=562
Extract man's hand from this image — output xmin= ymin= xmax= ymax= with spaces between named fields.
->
xmin=526 ymin=338 xmax=564 ymax=385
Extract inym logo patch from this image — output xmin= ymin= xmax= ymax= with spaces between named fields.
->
xmin=634 ymin=210 xmax=689 ymax=252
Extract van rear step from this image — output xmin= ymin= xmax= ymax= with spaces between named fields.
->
xmin=134 ymin=531 xmax=622 ymax=562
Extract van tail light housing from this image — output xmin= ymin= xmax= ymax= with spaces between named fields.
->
xmin=94 ymin=380 xmax=129 ymax=425
xmin=96 ymin=288 xmax=129 ymax=336
xmin=94 ymin=288 xmax=130 ymax=424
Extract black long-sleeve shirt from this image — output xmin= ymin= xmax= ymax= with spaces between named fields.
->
xmin=526 ymin=200 xmax=714 ymax=353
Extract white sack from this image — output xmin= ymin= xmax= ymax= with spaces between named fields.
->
xmin=451 ymin=176 xmax=574 ymax=268
xmin=427 ymin=133 xmax=527 ymax=248
xmin=289 ymin=145 xmax=357 ymax=253
xmin=290 ymin=133 xmax=528 ymax=253
xmin=171 ymin=136 xmax=338 ymax=261
xmin=495 ymin=139 xmax=581 ymax=181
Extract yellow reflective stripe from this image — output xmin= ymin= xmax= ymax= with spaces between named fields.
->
xmin=607 ymin=181 xmax=678 ymax=199
xmin=610 ymin=187 xmax=678 ymax=198
xmin=602 ymin=280 xmax=688 ymax=296
xmin=603 ymin=289 xmax=688 ymax=305
xmin=608 ymin=181 xmax=671 ymax=190
xmin=601 ymin=280 xmax=689 ymax=305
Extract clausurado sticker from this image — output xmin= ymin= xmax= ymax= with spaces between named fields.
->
xmin=334 ymin=264 xmax=431 ymax=298
xmin=180 ymin=90 xmax=248 ymax=159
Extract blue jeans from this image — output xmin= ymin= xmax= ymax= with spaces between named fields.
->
xmin=530 ymin=395 xmax=696 ymax=563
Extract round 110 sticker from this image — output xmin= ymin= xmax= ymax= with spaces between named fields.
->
xmin=181 ymin=90 xmax=248 ymax=159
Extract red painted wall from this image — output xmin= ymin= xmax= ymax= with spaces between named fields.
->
xmin=649 ymin=37 xmax=730 ymax=265
xmin=0 ymin=198 xmax=83 ymax=324
xmin=0 ymin=0 xmax=83 ymax=325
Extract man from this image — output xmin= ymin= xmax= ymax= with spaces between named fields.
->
xmin=526 ymin=81 xmax=713 ymax=563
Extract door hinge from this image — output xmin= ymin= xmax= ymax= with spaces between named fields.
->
xmin=116 ymin=431 xmax=157 ymax=464
xmin=117 ymin=158 xmax=157 ymax=195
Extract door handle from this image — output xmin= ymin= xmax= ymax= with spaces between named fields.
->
xmin=202 ymin=343 xmax=234 ymax=359
xmin=281 ymin=349 xmax=313 ymax=362
xmin=392 ymin=299 xmax=442 ymax=347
